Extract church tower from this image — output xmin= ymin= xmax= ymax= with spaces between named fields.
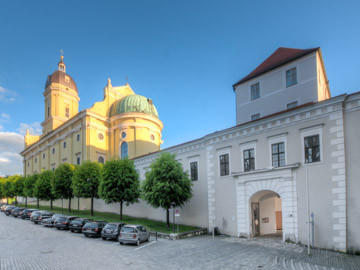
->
xmin=41 ymin=56 xmax=80 ymax=135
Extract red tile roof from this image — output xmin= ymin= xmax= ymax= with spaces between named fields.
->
xmin=233 ymin=47 xmax=319 ymax=89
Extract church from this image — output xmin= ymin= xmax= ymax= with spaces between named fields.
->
xmin=20 ymin=47 xmax=360 ymax=253
xmin=20 ymin=56 xmax=163 ymax=175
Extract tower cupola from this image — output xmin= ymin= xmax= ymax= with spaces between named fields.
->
xmin=58 ymin=55 xmax=66 ymax=72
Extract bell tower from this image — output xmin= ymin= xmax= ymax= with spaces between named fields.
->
xmin=41 ymin=55 xmax=80 ymax=135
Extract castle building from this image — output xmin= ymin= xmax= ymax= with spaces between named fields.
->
xmin=20 ymin=57 xmax=163 ymax=175
xmin=95 ymin=47 xmax=358 ymax=253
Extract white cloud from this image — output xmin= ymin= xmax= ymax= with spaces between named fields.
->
xmin=0 ymin=86 xmax=17 ymax=103
xmin=0 ymin=132 xmax=24 ymax=176
xmin=17 ymin=122 xmax=42 ymax=135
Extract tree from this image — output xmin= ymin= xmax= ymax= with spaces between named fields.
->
xmin=142 ymin=152 xmax=192 ymax=227
xmin=1 ymin=177 xmax=15 ymax=204
xmin=52 ymin=163 xmax=75 ymax=213
xmin=24 ymin=175 xmax=37 ymax=207
xmin=34 ymin=170 xmax=55 ymax=209
xmin=12 ymin=176 xmax=25 ymax=205
xmin=72 ymin=161 xmax=102 ymax=216
xmin=99 ymin=159 xmax=140 ymax=220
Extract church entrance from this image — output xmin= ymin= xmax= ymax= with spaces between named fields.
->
xmin=249 ymin=190 xmax=282 ymax=237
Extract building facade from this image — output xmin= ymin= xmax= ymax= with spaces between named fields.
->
xmin=20 ymin=56 xmax=163 ymax=175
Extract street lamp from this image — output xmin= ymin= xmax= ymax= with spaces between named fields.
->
xmin=171 ymin=202 xmax=176 ymax=233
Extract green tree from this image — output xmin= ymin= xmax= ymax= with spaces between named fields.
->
xmin=34 ymin=170 xmax=56 ymax=209
xmin=72 ymin=161 xmax=102 ymax=216
xmin=1 ymin=177 xmax=15 ymax=204
xmin=12 ymin=176 xmax=25 ymax=205
xmin=24 ymin=175 xmax=37 ymax=207
xmin=142 ymin=152 xmax=193 ymax=227
xmin=99 ymin=159 xmax=140 ymax=220
xmin=52 ymin=163 xmax=75 ymax=213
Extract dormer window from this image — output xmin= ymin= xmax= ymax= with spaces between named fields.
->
xmin=286 ymin=67 xmax=297 ymax=87
xmin=250 ymin=83 xmax=260 ymax=100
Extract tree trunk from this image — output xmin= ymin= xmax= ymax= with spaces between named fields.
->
xmin=50 ymin=198 xmax=53 ymax=210
xmin=120 ymin=201 xmax=123 ymax=220
xmin=25 ymin=197 xmax=27 ymax=208
xmin=37 ymin=198 xmax=39 ymax=209
xmin=61 ymin=198 xmax=63 ymax=214
xmin=91 ymin=197 xmax=94 ymax=216
xmin=68 ymin=197 xmax=71 ymax=213
xmin=166 ymin=208 xmax=170 ymax=228
xmin=78 ymin=197 xmax=80 ymax=214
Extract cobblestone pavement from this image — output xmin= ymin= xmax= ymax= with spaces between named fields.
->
xmin=1 ymin=214 xmax=359 ymax=270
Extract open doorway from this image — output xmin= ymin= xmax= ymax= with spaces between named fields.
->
xmin=250 ymin=190 xmax=282 ymax=237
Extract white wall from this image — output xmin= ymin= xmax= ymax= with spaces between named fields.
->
xmin=259 ymin=197 xmax=276 ymax=235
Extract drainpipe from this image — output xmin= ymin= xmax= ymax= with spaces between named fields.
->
xmin=306 ymin=164 xmax=311 ymax=255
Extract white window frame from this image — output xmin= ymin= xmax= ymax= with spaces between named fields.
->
xmin=268 ymin=134 xmax=287 ymax=168
xmin=188 ymin=155 xmax=200 ymax=181
xmin=217 ymin=147 xmax=231 ymax=177
xmin=285 ymin=66 xmax=298 ymax=88
xmin=250 ymin=82 xmax=260 ymax=100
xmin=300 ymin=125 xmax=323 ymax=165
xmin=240 ymin=141 xmax=257 ymax=172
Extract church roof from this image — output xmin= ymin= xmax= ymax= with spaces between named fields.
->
xmin=232 ymin=47 xmax=319 ymax=89
xmin=109 ymin=94 xmax=159 ymax=118
xmin=45 ymin=70 xmax=78 ymax=92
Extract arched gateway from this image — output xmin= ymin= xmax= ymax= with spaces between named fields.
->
xmin=233 ymin=164 xmax=299 ymax=242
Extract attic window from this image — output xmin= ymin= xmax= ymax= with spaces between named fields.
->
xmin=65 ymin=76 xmax=70 ymax=83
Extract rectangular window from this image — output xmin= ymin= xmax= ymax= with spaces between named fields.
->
xmin=286 ymin=67 xmax=297 ymax=87
xmin=77 ymin=157 xmax=81 ymax=165
xmin=190 ymin=161 xmax=198 ymax=181
xmin=219 ymin=154 xmax=229 ymax=176
xmin=65 ymin=107 xmax=70 ymax=118
xmin=304 ymin=135 xmax=320 ymax=163
xmin=243 ymin=149 xmax=255 ymax=171
xmin=52 ymin=148 xmax=55 ymax=154
xmin=43 ymin=153 xmax=45 ymax=159
xmin=251 ymin=83 xmax=260 ymax=100
xmin=287 ymin=101 xmax=298 ymax=109
xmin=35 ymin=158 xmax=37 ymax=163
xmin=63 ymin=142 xmax=66 ymax=148
xmin=272 ymin=142 xmax=285 ymax=167
xmin=251 ymin=113 xmax=260 ymax=121
xmin=77 ymin=134 xmax=80 ymax=141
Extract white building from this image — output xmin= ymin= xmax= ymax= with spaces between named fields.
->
xmin=94 ymin=47 xmax=360 ymax=253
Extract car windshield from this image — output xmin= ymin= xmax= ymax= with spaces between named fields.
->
xmin=56 ymin=217 xmax=66 ymax=222
xmin=83 ymin=223 xmax=97 ymax=229
xmin=71 ymin=219 xmax=82 ymax=224
xmin=104 ymin=224 xmax=117 ymax=230
xmin=121 ymin=227 xmax=136 ymax=233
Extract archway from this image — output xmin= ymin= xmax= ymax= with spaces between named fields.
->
xmin=249 ymin=190 xmax=282 ymax=237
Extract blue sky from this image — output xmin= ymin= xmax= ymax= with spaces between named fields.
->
xmin=0 ymin=0 xmax=359 ymax=176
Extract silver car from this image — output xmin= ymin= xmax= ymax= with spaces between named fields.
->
xmin=118 ymin=225 xmax=150 ymax=246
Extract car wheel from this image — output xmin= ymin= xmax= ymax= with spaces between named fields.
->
xmin=85 ymin=234 xmax=89 ymax=237
xmin=102 ymin=237 xmax=106 ymax=240
xmin=71 ymin=230 xmax=74 ymax=233
xmin=136 ymin=239 xmax=140 ymax=246
xmin=119 ymin=242 xmax=124 ymax=245
xmin=56 ymin=227 xmax=60 ymax=230
xmin=147 ymin=235 xmax=150 ymax=242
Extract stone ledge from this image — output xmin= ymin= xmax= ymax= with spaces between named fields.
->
xmin=149 ymin=228 xmax=208 ymax=240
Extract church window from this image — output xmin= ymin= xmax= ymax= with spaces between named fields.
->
xmin=190 ymin=161 xmax=198 ymax=181
xmin=77 ymin=157 xmax=81 ymax=165
xmin=65 ymin=76 xmax=70 ymax=83
xmin=304 ymin=135 xmax=320 ymax=163
xmin=98 ymin=156 xmax=104 ymax=164
xmin=121 ymin=142 xmax=128 ymax=159
xmin=243 ymin=149 xmax=255 ymax=172
xmin=35 ymin=158 xmax=37 ymax=163
xmin=43 ymin=153 xmax=45 ymax=159
xmin=272 ymin=142 xmax=285 ymax=167
xmin=286 ymin=67 xmax=297 ymax=87
xmin=65 ymin=107 xmax=70 ymax=118
xmin=219 ymin=154 xmax=229 ymax=176
xmin=98 ymin=133 xmax=104 ymax=140
xmin=251 ymin=83 xmax=260 ymax=100
xmin=52 ymin=148 xmax=55 ymax=154
xmin=47 ymin=101 xmax=50 ymax=117
xmin=121 ymin=132 xmax=126 ymax=139
xmin=150 ymin=134 xmax=155 ymax=141
xmin=63 ymin=142 xmax=66 ymax=148
xmin=77 ymin=134 xmax=80 ymax=141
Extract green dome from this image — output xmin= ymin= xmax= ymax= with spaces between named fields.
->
xmin=109 ymin=94 xmax=159 ymax=118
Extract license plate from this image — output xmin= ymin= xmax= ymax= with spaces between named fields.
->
xmin=87 ymin=229 xmax=92 ymax=232
xmin=73 ymin=225 xmax=78 ymax=227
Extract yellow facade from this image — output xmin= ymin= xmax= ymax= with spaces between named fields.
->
xmin=21 ymin=57 xmax=163 ymax=176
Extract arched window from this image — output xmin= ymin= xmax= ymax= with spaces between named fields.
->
xmin=121 ymin=142 xmax=128 ymax=159
xmin=98 ymin=156 xmax=104 ymax=164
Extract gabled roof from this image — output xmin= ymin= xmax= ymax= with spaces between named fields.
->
xmin=232 ymin=47 xmax=320 ymax=89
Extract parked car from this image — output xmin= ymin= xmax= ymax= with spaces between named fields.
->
xmin=101 ymin=222 xmax=126 ymax=241
xmin=54 ymin=216 xmax=78 ymax=230
xmin=118 ymin=225 xmax=150 ymax=246
xmin=42 ymin=214 xmax=64 ymax=227
xmin=1 ymin=204 xmax=9 ymax=212
xmin=30 ymin=211 xmax=53 ymax=224
xmin=20 ymin=209 xmax=38 ymax=219
xmin=82 ymin=221 xmax=108 ymax=237
xmin=11 ymin=207 xmax=25 ymax=218
xmin=4 ymin=205 xmax=16 ymax=216
xmin=69 ymin=218 xmax=93 ymax=233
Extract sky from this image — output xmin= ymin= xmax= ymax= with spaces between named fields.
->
xmin=0 ymin=0 xmax=359 ymax=176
